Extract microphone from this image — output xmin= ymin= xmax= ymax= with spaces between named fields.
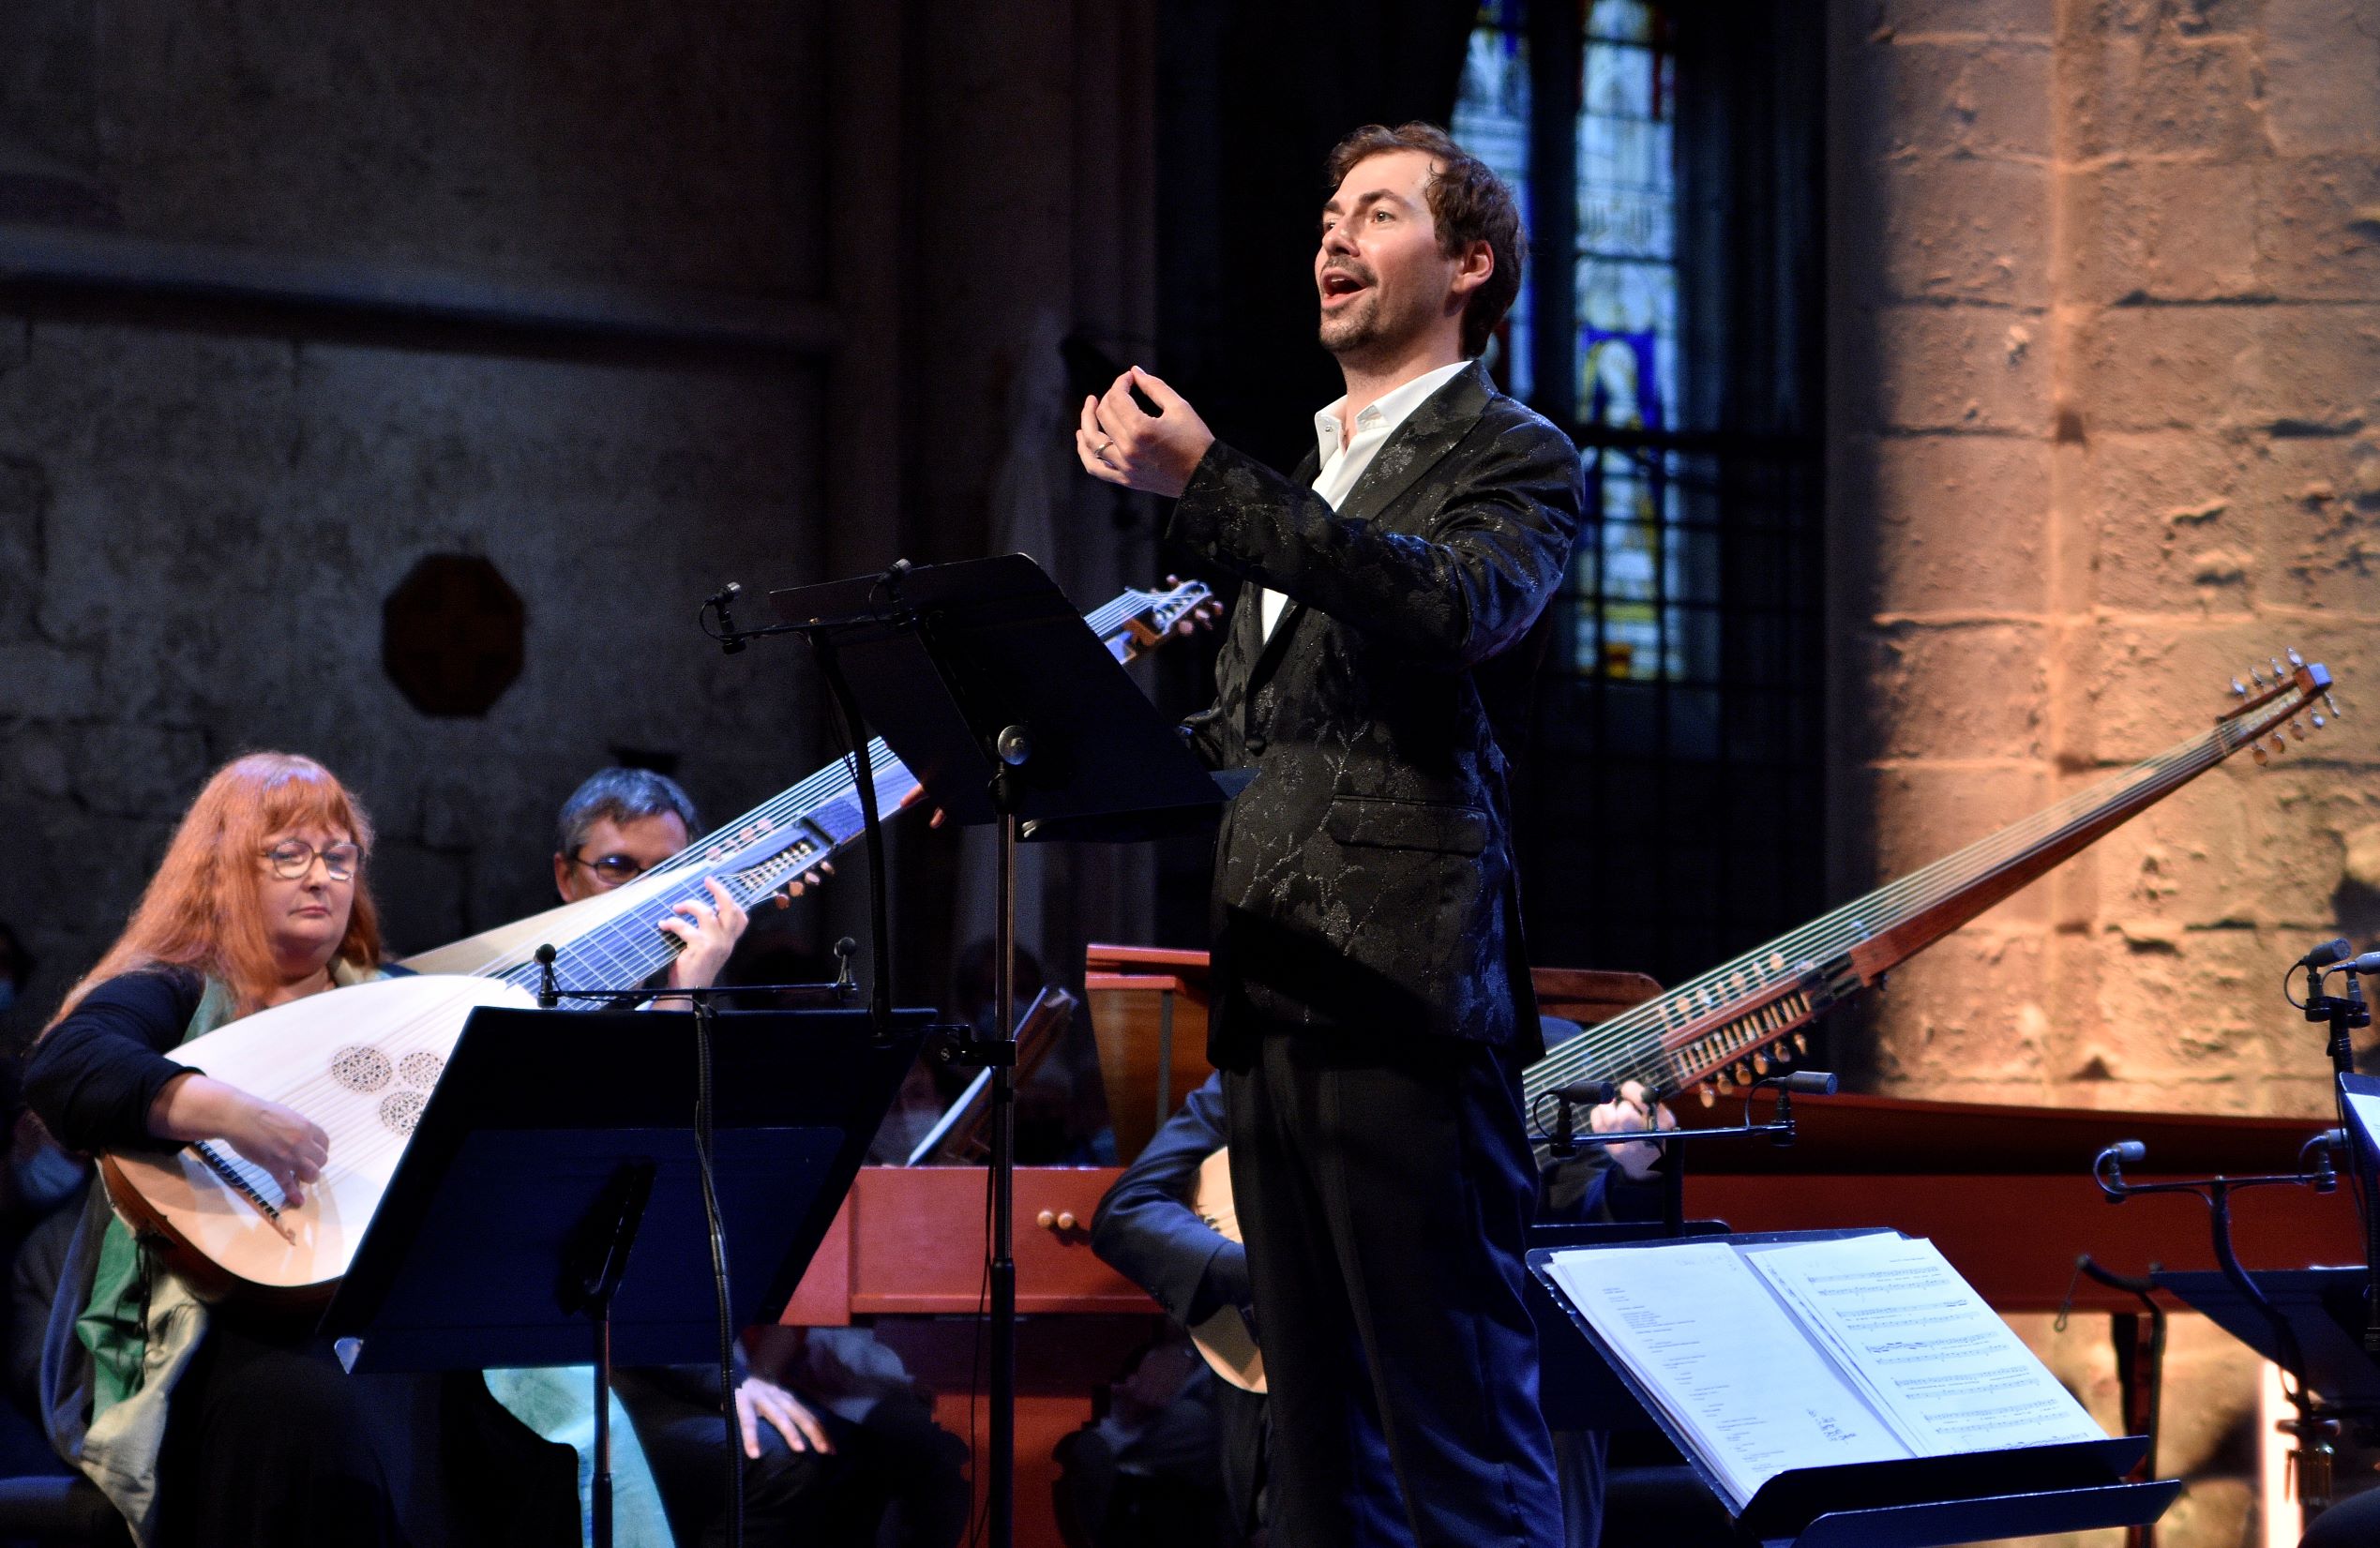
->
xmin=2301 ymin=938 xmax=2354 ymax=970
xmin=2342 ymin=951 xmax=2380 ymax=975
xmin=2094 ymin=1139 xmax=2147 ymax=1199
xmin=1552 ymin=1078 xmax=1618 ymax=1107
xmin=2305 ymin=1128 xmax=2347 ymax=1193
xmin=535 ymin=943 xmax=560 ymax=1009
xmin=1765 ymin=1071 xmax=1839 ymax=1096
xmin=708 ymin=581 xmax=746 ymax=654
xmin=1549 ymin=1094 xmax=1577 ymax=1159
xmin=833 ymin=936 xmax=859 ymax=999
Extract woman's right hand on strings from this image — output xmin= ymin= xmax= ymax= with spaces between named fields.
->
xmin=221 ymin=1096 xmax=330 ymax=1208
xmin=151 ymin=1073 xmax=329 ymax=1207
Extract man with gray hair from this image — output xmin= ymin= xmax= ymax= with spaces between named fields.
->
xmin=548 ymin=767 xmax=948 ymax=1548
xmin=550 ymin=767 xmax=747 ymax=997
xmin=553 ymin=767 xmax=701 ymax=880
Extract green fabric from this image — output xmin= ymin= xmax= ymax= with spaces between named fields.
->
xmin=77 ymin=1222 xmax=146 ymax=1413
xmin=482 ymin=1367 xmax=675 ymax=1548
xmin=75 ymin=978 xmax=237 ymax=1418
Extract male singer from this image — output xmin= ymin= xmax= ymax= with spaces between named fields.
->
xmin=1076 ymin=123 xmax=1583 ymax=1548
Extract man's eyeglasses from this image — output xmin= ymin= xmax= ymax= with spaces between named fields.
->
xmin=565 ymin=851 xmax=651 ymax=888
xmin=263 ymin=840 xmax=362 ymax=881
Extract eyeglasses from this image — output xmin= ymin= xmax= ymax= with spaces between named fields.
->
xmin=262 ymin=840 xmax=362 ymax=881
xmin=565 ymin=851 xmax=651 ymax=888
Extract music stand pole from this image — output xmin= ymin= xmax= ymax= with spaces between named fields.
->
xmin=990 ymin=805 xmax=1018 ymax=1548
xmin=569 ymin=1160 xmax=654 ymax=1548
xmin=761 ymin=556 xmax=1233 ymax=1548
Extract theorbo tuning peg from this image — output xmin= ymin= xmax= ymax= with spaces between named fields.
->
xmin=2270 ymin=732 xmax=2288 ymax=754
xmin=2290 ymin=719 xmax=2308 ymax=741
xmin=2253 ymin=745 xmax=2270 ymax=766
xmin=2312 ymin=712 xmax=2327 ymax=729
xmin=2271 ymin=656 xmax=2288 ymax=678
xmin=2251 ymin=666 xmax=2269 ymax=687
xmin=2288 ymin=647 xmax=2305 ymax=668
xmin=2326 ymin=692 xmax=2343 ymax=719
xmin=2231 ymin=678 xmax=2249 ymax=698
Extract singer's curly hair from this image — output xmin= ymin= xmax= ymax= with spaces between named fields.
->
xmin=1325 ymin=122 xmax=1525 ymax=359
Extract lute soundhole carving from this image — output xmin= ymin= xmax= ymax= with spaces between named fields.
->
xmin=378 ymin=1089 xmax=428 ymax=1135
xmin=331 ymin=1045 xmax=392 ymax=1092
xmin=331 ymin=1045 xmax=444 ymax=1134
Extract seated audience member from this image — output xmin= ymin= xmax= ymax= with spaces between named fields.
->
xmin=551 ymin=766 xmax=967 ymax=1548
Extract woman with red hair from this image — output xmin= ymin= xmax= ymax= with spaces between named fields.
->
xmin=24 ymin=753 xmax=578 ymax=1548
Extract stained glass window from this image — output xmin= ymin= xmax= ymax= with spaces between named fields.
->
xmin=1575 ymin=1 xmax=1680 ymax=682
xmin=1450 ymin=0 xmax=1533 ymax=400
xmin=1443 ymin=0 xmax=1825 ymax=996
xmin=1454 ymin=0 xmax=1687 ymax=683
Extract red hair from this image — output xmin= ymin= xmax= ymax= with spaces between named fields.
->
xmin=51 ymin=752 xmax=383 ymax=1025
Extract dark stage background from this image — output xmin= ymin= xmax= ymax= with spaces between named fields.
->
xmin=0 ymin=0 xmax=1827 ymax=1048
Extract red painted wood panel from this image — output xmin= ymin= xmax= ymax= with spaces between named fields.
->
xmin=784 ymin=1168 xmax=1149 ymax=1321
xmin=777 ymin=1194 xmax=852 ymax=1326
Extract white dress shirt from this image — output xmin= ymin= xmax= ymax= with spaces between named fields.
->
xmin=1257 ymin=359 xmax=1472 ymax=640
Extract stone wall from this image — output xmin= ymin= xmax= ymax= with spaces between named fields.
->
xmin=0 ymin=0 xmax=838 ymax=1016
xmin=0 ymin=330 xmax=822 ymax=974
xmin=1832 ymin=8 xmax=2380 ymax=1540
xmin=0 ymin=1 xmax=1159 ymax=1035
xmin=1831 ymin=0 xmax=2380 ymax=1117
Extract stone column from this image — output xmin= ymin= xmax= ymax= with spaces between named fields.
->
xmin=1831 ymin=0 xmax=2380 ymax=1116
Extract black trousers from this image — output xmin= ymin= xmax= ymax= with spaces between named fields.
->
xmin=1225 ymin=1027 xmax=1563 ymax=1548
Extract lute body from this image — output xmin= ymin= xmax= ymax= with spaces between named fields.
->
xmin=102 ymin=974 xmax=535 ymax=1303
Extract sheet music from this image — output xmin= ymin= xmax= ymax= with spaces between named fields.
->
xmin=1743 ymin=1234 xmax=2105 ymax=1456
xmin=1544 ymin=1241 xmax=1909 ymax=1509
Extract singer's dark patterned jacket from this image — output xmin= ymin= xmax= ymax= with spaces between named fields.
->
xmin=1167 ymin=360 xmax=1583 ymax=1065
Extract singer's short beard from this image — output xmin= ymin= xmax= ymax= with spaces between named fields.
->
xmin=1318 ymin=285 xmax=1435 ymax=367
xmin=1318 ymin=298 xmax=1384 ymax=357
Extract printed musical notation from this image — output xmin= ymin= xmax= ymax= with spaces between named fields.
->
xmin=1545 ymin=1231 xmax=2105 ymax=1510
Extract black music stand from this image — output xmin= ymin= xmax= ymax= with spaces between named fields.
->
xmin=2156 ymin=1268 xmax=2380 ymax=1414
xmin=320 ymin=1003 xmax=931 ymax=1548
xmin=1532 ymin=1232 xmax=2179 ymax=1547
xmin=768 ymin=554 xmax=1231 ymax=1548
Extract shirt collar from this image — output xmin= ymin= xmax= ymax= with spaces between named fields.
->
xmin=1314 ymin=358 xmax=1473 ymax=464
